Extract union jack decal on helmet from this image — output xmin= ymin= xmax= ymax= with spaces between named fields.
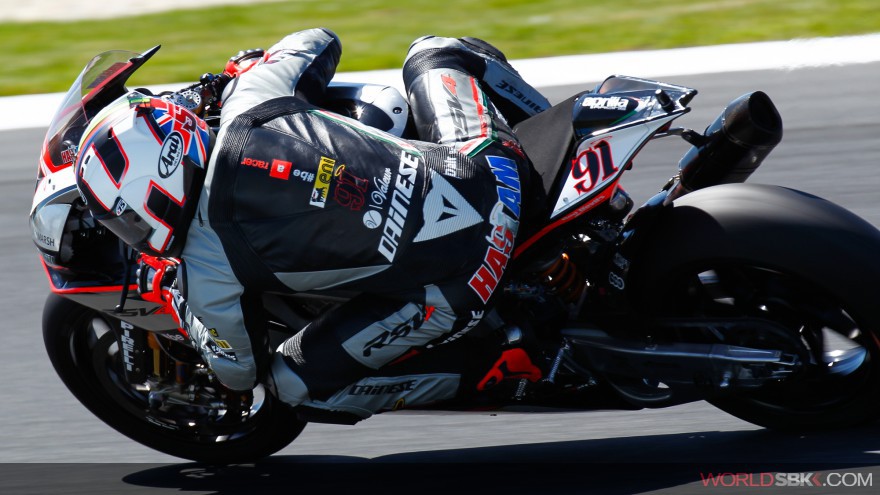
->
xmin=74 ymin=91 xmax=211 ymax=257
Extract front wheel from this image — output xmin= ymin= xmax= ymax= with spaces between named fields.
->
xmin=42 ymin=293 xmax=305 ymax=463
xmin=628 ymin=184 xmax=880 ymax=430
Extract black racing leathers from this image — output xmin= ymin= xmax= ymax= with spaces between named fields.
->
xmin=177 ymin=28 xmax=550 ymax=418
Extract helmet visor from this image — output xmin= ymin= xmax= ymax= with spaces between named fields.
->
xmin=96 ymin=209 xmax=153 ymax=249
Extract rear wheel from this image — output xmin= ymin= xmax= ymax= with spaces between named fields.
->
xmin=629 ymin=184 xmax=880 ymax=430
xmin=43 ymin=293 xmax=305 ymax=462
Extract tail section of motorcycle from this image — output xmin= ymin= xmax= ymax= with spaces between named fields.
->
xmin=547 ymin=91 xmax=880 ymax=430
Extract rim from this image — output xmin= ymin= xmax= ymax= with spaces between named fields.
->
xmin=661 ymin=263 xmax=876 ymax=415
xmin=69 ymin=310 xmax=275 ymax=444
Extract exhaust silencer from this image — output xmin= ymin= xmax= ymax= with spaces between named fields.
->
xmin=670 ymin=91 xmax=783 ymax=200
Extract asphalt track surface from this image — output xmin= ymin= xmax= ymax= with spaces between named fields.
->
xmin=1 ymin=62 xmax=879 ymax=494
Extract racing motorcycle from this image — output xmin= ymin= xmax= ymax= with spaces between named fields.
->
xmin=30 ymin=46 xmax=880 ymax=464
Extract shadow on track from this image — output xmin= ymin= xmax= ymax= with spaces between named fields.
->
xmin=116 ymin=424 xmax=880 ymax=495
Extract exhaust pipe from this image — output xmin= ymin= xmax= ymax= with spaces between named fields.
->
xmin=668 ymin=91 xmax=783 ymax=201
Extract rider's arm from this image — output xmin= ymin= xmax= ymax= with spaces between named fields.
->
xmin=219 ymin=27 xmax=341 ymax=125
xmin=174 ymin=219 xmax=258 ymax=392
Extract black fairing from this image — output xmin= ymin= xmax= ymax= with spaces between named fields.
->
xmin=513 ymin=92 xmax=585 ymax=198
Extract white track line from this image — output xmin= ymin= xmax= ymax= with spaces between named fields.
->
xmin=2 ymin=34 xmax=879 ymax=131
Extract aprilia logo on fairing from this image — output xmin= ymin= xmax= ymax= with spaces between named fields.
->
xmin=377 ymin=151 xmax=419 ymax=262
xmin=581 ymin=96 xmax=630 ymax=111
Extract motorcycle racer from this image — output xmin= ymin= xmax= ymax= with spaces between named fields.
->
xmin=74 ymin=27 xmax=551 ymax=421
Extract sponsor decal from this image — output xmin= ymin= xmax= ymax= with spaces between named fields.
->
xmin=467 ymin=156 xmax=521 ymax=303
xmin=581 ymin=96 xmax=630 ymax=111
xmin=292 ymin=169 xmax=316 ymax=182
xmin=310 ymin=156 xmax=336 ymax=208
xmin=363 ymin=167 xmax=392 ymax=229
xmin=205 ymin=340 xmax=238 ymax=361
xmin=120 ymin=322 xmax=137 ymax=373
xmin=158 ymin=132 xmax=184 ymax=178
xmin=114 ymin=198 xmax=128 ymax=216
xmin=377 ymin=151 xmax=419 ymax=262
xmin=413 ymin=171 xmax=482 ymax=242
xmin=36 ymin=232 xmax=56 ymax=249
xmin=269 ymin=159 xmax=293 ymax=180
xmin=443 ymin=151 xmax=459 ymax=178
xmin=427 ymin=310 xmax=484 ymax=349
xmin=371 ymin=168 xmax=392 ymax=207
xmin=362 ymin=306 xmax=427 ymax=358
xmin=349 ymin=380 xmax=417 ymax=396
xmin=332 ymin=165 xmax=369 ymax=210
xmin=241 ymin=157 xmax=270 ymax=169
xmin=363 ymin=210 xmax=382 ymax=229
xmin=208 ymin=328 xmax=234 ymax=356
xmin=60 ymin=144 xmax=77 ymax=165
xmin=487 ymin=155 xmax=521 ymax=218
xmin=241 ymin=157 xmax=315 ymax=182
xmin=106 ymin=306 xmax=168 ymax=318
xmin=441 ymin=73 xmax=469 ymax=141
xmin=145 ymin=98 xmax=209 ymax=167
xmin=495 ymin=80 xmax=545 ymax=113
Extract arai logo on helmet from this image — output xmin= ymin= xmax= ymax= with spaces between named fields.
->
xmin=158 ymin=132 xmax=184 ymax=178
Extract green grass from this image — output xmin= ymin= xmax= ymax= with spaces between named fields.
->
xmin=1 ymin=0 xmax=878 ymax=96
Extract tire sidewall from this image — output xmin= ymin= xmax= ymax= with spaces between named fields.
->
xmin=625 ymin=184 xmax=880 ymax=429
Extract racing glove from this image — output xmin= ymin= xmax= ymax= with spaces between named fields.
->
xmin=223 ymin=48 xmax=265 ymax=78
